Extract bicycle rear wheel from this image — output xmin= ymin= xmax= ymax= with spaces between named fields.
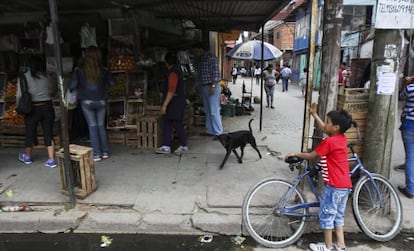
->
xmin=352 ymin=173 xmax=402 ymax=241
xmin=242 ymin=177 xmax=307 ymax=248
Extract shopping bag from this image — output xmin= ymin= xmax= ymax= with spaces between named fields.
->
xmin=65 ymin=89 xmax=77 ymax=110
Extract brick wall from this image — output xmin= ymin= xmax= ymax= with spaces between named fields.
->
xmin=273 ymin=23 xmax=295 ymax=51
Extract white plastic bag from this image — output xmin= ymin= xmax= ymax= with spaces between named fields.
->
xmin=64 ymin=89 xmax=77 ymax=110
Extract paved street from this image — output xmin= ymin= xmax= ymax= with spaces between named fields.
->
xmin=0 ymin=77 xmax=413 ymax=250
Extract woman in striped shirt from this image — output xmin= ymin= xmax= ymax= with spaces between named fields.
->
xmin=399 ymin=75 xmax=414 ymax=198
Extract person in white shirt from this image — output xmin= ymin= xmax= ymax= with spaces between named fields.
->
xmin=280 ymin=65 xmax=292 ymax=92
xmin=254 ymin=65 xmax=261 ymax=85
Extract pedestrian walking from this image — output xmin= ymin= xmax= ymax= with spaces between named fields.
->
xmin=254 ymin=65 xmax=261 ymax=85
xmin=263 ymin=64 xmax=278 ymax=109
xmin=155 ymin=52 xmax=188 ymax=155
xmin=68 ymin=46 xmax=116 ymax=161
xmin=301 ymin=68 xmax=308 ymax=96
xmin=280 ymin=64 xmax=292 ymax=92
xmin=338 ymin=62 xmax=347 ymax=94
xmin=231 ymin=64 xmax=238 ymax=84
xmin=193 ymin=42 xmax=223 ymax=138
xmin=17 ymin=56 xmax=57 ymax=168
xmin=285 ymin=103 xmax=354 ymax=251
xmin=398 ymin=75 xmax=414 ymax=198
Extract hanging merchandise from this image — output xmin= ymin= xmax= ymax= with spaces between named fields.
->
xmin=45 ymin=23 xmax=64 ymax=45
xmin=80 ymin=23 xmax=97 ymax=48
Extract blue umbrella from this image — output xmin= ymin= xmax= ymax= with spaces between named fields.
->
xmin=227 ymin=40 xmax=283 ymax=61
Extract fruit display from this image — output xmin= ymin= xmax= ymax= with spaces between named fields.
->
xmin=1 ymin=103 xmax=25 ymax=130
xmin=5 ymin=77 xmax=18 ymax=98
xmin=108 ymin=55 xmax=135 ymax=71
xmin=108 ymin=73 xmax=126 ymax=97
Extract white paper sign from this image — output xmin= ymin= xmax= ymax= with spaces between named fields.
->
xmin=377 ymin=72 xmax=397 ymax=95
xmin=375 ymin=0 xmax=414 ymax=29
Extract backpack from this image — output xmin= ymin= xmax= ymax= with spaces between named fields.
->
xmin=16 ymin=72 xmax=32 ymax=115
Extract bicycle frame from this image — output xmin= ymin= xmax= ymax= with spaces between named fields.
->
xmin=279 ymin=152 xmax=387 ymax=218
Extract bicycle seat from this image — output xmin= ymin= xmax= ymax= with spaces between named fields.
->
xmin=285 ymin=156 xmax=303 ymax=164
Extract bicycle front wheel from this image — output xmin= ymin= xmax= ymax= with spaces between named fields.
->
xmin=352 ymin=173 xmax=403 ymax=241
xmin=242 ymin=177 xmax=307 ymax=248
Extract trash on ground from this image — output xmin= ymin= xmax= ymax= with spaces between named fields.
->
xmin=100 ymin=235 xmax=113 ymax=248
xmin=5 ymin=189 xmax=13 ymax=197
xmin=1 ymin=205 xmax=26 ymax=212
xmin=199 ymin=234 xmax=213 ymax=243
xmin=231 ymin=236 xmax=246 ymax=245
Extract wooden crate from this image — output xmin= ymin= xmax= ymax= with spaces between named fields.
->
xmin=338 ymin=88 xmax=369 ymax=103
xmin=125 ymin=129 xmax=138 ymax=148
xmin=0 ymin=134 xmax=60 ymax=149
xmin=337 ymin=101 xmax=368 ymax=112
xmin=107 ymin=130 xmax=125 ymax=145
xmin=107 ymin=99 xmax=126 ymax=129
xmin=194 ymin=115 xmax=205 ymax=127
xmin=125 ymin=99 xmax=144 ymax=128
xmin=56 ymin=144 xmax=96 ymax=199
xmin=136 ymin=116 xmax=161 ymax=149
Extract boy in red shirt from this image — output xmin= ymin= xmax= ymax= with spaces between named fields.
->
xmin=286 ymin=103 xmax=354 ymax=251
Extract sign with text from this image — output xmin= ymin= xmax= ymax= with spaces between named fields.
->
xmin=375 ymin=0 xmax=414 ymax=29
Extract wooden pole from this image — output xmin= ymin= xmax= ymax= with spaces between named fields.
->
xmin=314 ymin=0 xmax=343 ymax=141
xmin=363 ymin=29 xmax=402 ymax=176
xmin=48 ymin=0 xmax=76 ymax=207
xmin=301 ymin=0 xmax=319 ymax=152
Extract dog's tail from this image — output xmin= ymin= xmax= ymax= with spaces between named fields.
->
xmin=248 ymin=119 xmax=254 ymax=134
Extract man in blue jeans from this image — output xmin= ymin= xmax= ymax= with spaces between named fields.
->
xmin=193 ymin=42 xmax=223 ymax=139
xmin=280 ymin=64 xmax=292 ymax=92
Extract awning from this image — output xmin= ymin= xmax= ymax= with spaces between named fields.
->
xmin=0 ymin=0 xmax=292 ymax=32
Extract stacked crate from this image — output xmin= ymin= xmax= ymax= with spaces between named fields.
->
xmin=337 ymin=88 xmax=369 ymax=158
xmin=136 ymin=115 xmax=161 ymax=149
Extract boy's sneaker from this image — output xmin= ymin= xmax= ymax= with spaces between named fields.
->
xmin=102 ymin=153 xmax=109 ymax=159
xmin=93 ymin=155 xmax=102 ymax=162
xmin=45 ymin=159 xmax=58 ymax=168
xmin=309 ymin=243 xmax=334 ymax=251
xmin=334 ymin=243 xmax=347 ymax=251
xmin=18 ymin=153 xmax=32 ymax=165
xmin=155 ymin=145 xmax=171 ymax=154
xmin=174 ymin=146 xmax=189 ymax=155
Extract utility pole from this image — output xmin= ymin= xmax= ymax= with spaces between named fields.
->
xmin=314 ymin=0 xmax=343 ymax=139
xmin=363 ymin=29 xmax=402 ymax=176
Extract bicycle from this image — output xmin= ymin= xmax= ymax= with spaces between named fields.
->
xmin=242 ymin=142 xmax=403 ymax=248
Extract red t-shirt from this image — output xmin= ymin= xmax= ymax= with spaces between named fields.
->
xmin=314 ymin=134 xmax=352 ymax=188
xmin=338 ymin=68 xmax=344 ymax=84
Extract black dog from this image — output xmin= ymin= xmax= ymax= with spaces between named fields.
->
xmin=217 ymin=119 xmax=262 ymax=169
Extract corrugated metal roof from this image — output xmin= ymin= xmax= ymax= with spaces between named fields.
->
xmin=0 ymin=0 xmax=292 ymax=32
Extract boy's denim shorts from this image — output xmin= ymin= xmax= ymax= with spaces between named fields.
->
xmin=319 ymin=185 xmax=351 ymax=229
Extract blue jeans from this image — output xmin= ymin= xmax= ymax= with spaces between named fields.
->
xmin=264 ymin=85 xmax=275 ymax=106
xmin=401 ymin=129 xmax=414 ymax=194
xmin=319 ymin=185 xmax=351 ymax=229
xmin=282 ymin=77 xmax=289 ymax=91
xmin=201 ymin=84 xmax=223 ymax=135
xmin=80 ymin=100 xmax=109 ymax=157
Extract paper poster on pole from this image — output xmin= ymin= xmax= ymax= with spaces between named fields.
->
xmin=377 ymin=71 xmax=396 ymax=95
xmin=375 ymin=0 xmax=414 ymax=29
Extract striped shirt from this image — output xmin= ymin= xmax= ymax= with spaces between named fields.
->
xmin=314 ymin=134 xmax=352 ymax=189
xmin=196 ymin=51 xmax=221 ymax=85
xmin=400 ymin=83 xmax=414 ymax=131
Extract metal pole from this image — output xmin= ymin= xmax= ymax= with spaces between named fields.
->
xmin=301 ymin=0 xmax=318 ymax=152
xmin=48 ymin=0 xmax=76 ymax=207
xmin=259 ymin=25 xmax=264 ymax=131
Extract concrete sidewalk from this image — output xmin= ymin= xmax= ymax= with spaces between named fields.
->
xmin=0 ymin=78 xmax=413 ymax=249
